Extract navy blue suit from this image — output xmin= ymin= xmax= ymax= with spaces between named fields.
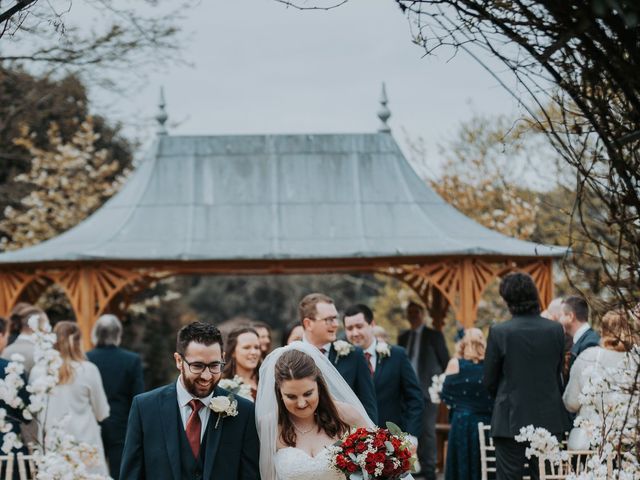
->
xmin=373 ymin=344 xmax=424 ymax=437
xmin=120 ymin=384 xmax=260 ymax=480
xmin=569 ymin=327 xmax=600 ymax=369
xmin=328 ymin=343 xmax=378 ymax=423
xmin=87 ymin=346 xmax=144 ymax=479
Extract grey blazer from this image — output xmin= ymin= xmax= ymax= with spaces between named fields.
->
xmin=2 ymin=337 xmax=36 ymax=374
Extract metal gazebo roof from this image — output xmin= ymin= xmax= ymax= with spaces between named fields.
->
xmin=0 ymin=131 xmax=564 ymax=265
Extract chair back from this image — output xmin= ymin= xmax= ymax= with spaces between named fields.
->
xmin=0 ymin=454 xmax=14 ymax=480
xmin=478 ymin=422 xmax=496 ymax=480
xmin=16 ymin=453 xmax=36 ymax=480
xmin=538 ymin=450 xmax=594 ymax=479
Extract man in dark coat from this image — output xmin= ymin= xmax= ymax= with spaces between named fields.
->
xmin=343 ymin=304 xmax=423 ymax=440
xmin=398 ymin=301 xmax=450 ymax=480
xmin=87 ymin=314 xmax=145 ymax=479
xmin=299 ymin=293 xmax=378 ymax=422
xmin=483 ymin=272 xmax=567 ymax=480
xmin=559 ymin=295 xmax=600 ymax=372
xmin=120 ymin=322 xmax=259 ymax=480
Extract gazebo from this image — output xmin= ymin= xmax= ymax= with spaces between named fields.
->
xmin=0 ymin=88 xmax=564 ymax=345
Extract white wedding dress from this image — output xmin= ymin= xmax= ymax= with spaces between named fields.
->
xmin=274 ymin=447 xmax=343 ymax=480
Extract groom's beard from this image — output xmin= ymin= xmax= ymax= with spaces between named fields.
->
xmin=181 ymin=367 xmax=219 ymax=398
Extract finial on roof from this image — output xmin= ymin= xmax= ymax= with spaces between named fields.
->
xmin=377 ymin=82 xmax=391 ymax=133
xmin=155 ymin=87 xmax=168 ymax=136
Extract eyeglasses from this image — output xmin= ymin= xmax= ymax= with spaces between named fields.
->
xmin=312 ymin=315 xmax=338 ymax=325
xmin=180 ymin=354 xmax=225 ymax=375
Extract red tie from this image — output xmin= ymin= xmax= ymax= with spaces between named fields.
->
xmin=364 ymin=352 xmax=374 ymax=376
xmin=186 ymin=399 xmax=204 ymax=458
xmin=320 ymin=347 xmax=327 ymax=355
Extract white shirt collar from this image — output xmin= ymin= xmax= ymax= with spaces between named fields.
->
xmin=301 ymin=335 xmax=331 ymax=354
xmin=573 ymin=323 xmax=590 ymax=344
xmin=412 ymin=324 xmax=425 ymax=334
xmin=364 ymin=339 xmax=377 ymax=356
xmin=176 ymin=375 xmax=215 ymax=408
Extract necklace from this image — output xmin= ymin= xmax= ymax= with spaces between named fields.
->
xmin=292 ymin=421 xmax=315 ymax=435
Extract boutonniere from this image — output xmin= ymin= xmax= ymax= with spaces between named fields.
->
xmin=209 ymin=394 xmax=238 ymax=428
xmin=332 ymin=340 xmax=354 ymax=363
xmin=375 ymin=342 xmax=391 ymax=361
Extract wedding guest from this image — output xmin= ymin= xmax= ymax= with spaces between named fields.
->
xmin=7 ymin=302 xmax=31 ymax=346
xmin=398 ymin=301 xmax=450 ymax=480
xmin=563 ymin=308 xmax=639 ymax=449
xmin=282 ymin=321 xmax=304 ymax=345
xmin=483 ymin=272 xmax=566 ymax=480
xmin=87 ymin=314 xmax=144 ymax=479
xmin=222 ymin=326 xmax=261 ymax=400
xmin=298 ymin=293 xmax=378 ymax=422
xmin=542 ymin=297 xmax=573 ymax=382
xmin=560 ymin=295 xmax=600 ymax=371
xmin=2 ymin=305 xmax=49 ymax=375
xmin=441 ymin=328 xmax=493 ymax=480
xmin=252 ymin=322 xmax=272 ymax=358
xmin=343 ymin=304 xmax=423 ymax=441
xmin=30 ymin=321 xmax=110 ymax=475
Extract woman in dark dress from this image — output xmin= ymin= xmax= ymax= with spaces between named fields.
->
xmin=441 ymin=328 xmax=494 ymax=480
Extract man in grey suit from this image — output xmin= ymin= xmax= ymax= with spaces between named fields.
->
xmin=397 ymin=301 xmax=450 ymax=480
xmin=484 ymin=272 xmax=567 ymax=480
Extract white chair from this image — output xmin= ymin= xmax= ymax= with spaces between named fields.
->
xmin=478 ymin=422 xmax=497 ymax=480
xmin=16 ymin=453 xmax=36 ymax=480
xmin=478 ymin=422 xmax=531 ymax=480
xmin=0 ymin=454 xmax=14 ymax=480
xmin=538 ymin=450 xmax=595 ymax=479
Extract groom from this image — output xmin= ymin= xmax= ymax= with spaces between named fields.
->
xmin=120 ymin=322 xmax=260 ymax=480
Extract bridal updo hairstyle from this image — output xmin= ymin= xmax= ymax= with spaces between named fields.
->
xmin=274 ymin=349 xmax=349 ymax=447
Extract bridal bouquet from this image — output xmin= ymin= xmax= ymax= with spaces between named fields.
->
xmin=329 ymin=422 xmax=415 ymax=479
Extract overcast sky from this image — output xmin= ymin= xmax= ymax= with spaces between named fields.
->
xmin=89 ymin=0 xmax=522 ymax=174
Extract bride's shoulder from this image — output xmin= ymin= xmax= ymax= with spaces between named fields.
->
xmin=335 ymin=401 xmax=368 ymax=428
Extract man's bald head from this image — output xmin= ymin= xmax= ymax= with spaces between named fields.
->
xmin=541 ymin=297 xmax=563 ymax=322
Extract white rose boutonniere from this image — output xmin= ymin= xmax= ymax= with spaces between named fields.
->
xmin=332 ymin=340 xmax=354 ymax=364
xmin=375 ymin=342 xmax=391 ymax=360
xmin=209 ymin=394 xmax=238 ymax=428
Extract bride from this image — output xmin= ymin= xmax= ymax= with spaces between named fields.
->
xmin=256 ymin=341 xmax=414 ymax=480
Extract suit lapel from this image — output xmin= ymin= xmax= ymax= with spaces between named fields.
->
xmin=328 ymin=343 xmax=338 ymax=364
xmin=159 ymin=385 xmax=181 ymax=480
xmin=373 ymin=353 xmax=387 ymax=386
xmin=417 ymin=328 xmax=429 ymax=375
xmin=203 ymin=387 xmax=224 ymax=480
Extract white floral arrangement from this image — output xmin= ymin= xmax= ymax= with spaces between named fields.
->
xmin=218 ymin=375 xmax=253 ymax=401
xmin=375 ymin=342 xmax=391 ymax=359
xmin=428 ymin=373 xmax=446 ymax=404
xmin=515 ymin=345 xmax=640 ymax=480
xmin=0 ymin=314 xmax=108 ymax=479
xmin=333 ymin=340 xmax=354 ymax=362
xmin=209 ymin=394 xmax=238 ymax=428
xmin=515 ymin=425 xmax=568 ymax=464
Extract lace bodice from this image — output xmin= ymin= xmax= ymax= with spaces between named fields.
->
xmin=274 ymin=447 xmax=343 ymax=480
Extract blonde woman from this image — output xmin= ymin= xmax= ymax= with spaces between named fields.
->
xmin=440 ymin=328 xmax=493 ymax=480
xmin=30 ymin=321 xmax=110 ymax=475
xmin=563 ymin=308 xmax=639 ymax=449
